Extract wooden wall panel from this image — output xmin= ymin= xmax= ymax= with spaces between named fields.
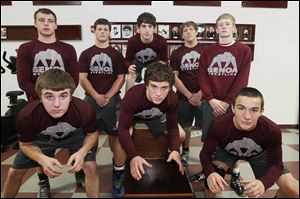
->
xmin=1 ymin=25 xmax=82 ymax=40
xmin=242 ymin=1 xmax=288 ymax=8
xmin=32 ymin=1 xmax=81 ymax=5
xmin=103 ymin=1 xmax=151 ymax=5
xmin=1 ymin=1 xmax=12 ymax=5
xmin=173 ymin=1 xmax=221 ymax=6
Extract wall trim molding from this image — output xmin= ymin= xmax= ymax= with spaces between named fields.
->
xmin=278 ymin=124 xmax=299 ymax=129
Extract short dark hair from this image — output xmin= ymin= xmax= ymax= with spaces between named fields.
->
xmin=233 ymin=87 xmax=264 ymax=109
xmin=34 ymin=8 xmax=57 ymax=23
xmin=144 ymin=62 xmax=175 ymax=88
xmin=93 ymin=18 xmax=111 ymax=31
xmin=35 ymin=69 xmax=76 ymax=98
xmin=137 ymin=12 xmax=156 ymax=28
xmin=123 ymin=25 xmax=132 ymax=31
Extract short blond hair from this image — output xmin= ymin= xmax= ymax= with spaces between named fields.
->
xmin=216 ymin=13 xmax=236 ymax=25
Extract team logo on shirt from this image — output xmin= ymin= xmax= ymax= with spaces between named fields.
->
xmin=207 ymin=52 xmax=237 ymax=76
xmin=180 ymin=51 xmax=200 ymax=71
xmin=41 ymin=122 xmax=77 ymax=139
xmin=224 ymin=137 xmax=262 ymax=157
xmin=90 ymin=53 xmax=113 ymax=74
xmin=32 ymin=49 xmax=65 ymax=75
xmin=134 ymin=107 xmax=163 ymax=120
xmin=135 ymin=48 xmax=157 ymax=63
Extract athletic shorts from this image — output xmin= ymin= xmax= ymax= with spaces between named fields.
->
xmin=12 ymin=129 xmax=97 ymax=169
xmin=133 ymin=114 xmax=167 ymax=136
xmin=178 ymin=100 xmax=202 ymax=128
xmin=84 ymin=94 xmax=121 ymax=136
xmin=201 ymin=100 xmax=231 ymax=141
xmin=213 ymin=148 xmax=290 ymax=178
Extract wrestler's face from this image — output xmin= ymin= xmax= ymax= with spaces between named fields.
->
xmin=216 ymin=18 xmax=235 ymax=39
xmin=138 ymin=23 xmax=155 ymax=43
xmin=41 ymin=89 xmax=71 ymax=118
xmin=232 ymin=96 xmax=263 ymax=131
xmin=34 ymin=13 xmax=57 ymax=37
xmin=146 ymin=80 xmax=170 ymax=105
xmin=182 ymin=25 xmax=197 ymax=43
xmin=94 ymin=24 xmax=110 ymax=43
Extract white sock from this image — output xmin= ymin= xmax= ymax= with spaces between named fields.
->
xmin=114 ymin=165 xmax=125 ymax=170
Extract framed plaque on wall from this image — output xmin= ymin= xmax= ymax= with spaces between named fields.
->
xmin=1 ymin=1 xmax=12 ymax=5
xmin=242 ymin=1 xmax=287 ymax=8
xmin=103 ymin=1 xmax=151 ymax=5
xmin=173 ymin=1 xmax=221 ymax=6
xmin=33 ymin=1 xmax=81 ymax=5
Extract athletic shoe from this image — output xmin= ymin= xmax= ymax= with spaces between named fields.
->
xmin=189 ymin=171 xmax=205 ymax=182
xmin=37 ymin=180 xmax=51 ymax=198
xmin=111 ymin=169 xmax=125 ymax=197
xmin=230 ymin=172 xmax=245 ymax=197
xmin=180 ymin=150 xmax=190 ymax=167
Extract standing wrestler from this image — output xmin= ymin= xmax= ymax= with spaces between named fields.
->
xmin=170 ymin=21 xmax=205 ymax=167
xmin=199 ymin=13 xmax=252 ymax=195
xmin=78 ymin=18 xmax=126 ymax=197
xmin=124 ymin=12 xmax=168 ymax=91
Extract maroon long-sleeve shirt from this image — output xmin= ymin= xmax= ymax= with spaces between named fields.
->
xmin=118 ymin=84 xmax=180 ymax=160
xmin=200 ymin=112 xmax=283 ymax=189
xmin=16 ymin=40 xmax=78 ymax=101
xmin=16 ymin=97 xmax=97 ymax=142
xmin=199 ymin=41 xmax=252 ymax=104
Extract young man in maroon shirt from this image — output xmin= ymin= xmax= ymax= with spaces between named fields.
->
xmin=78 ymin=18 xmax=127 ymax=197
xmin=124 ymin=12 xmax=168 ymax=91
xmin=170 ymin=21 xmax=205 ymax=167
xmin=200 ymin=87 xmax=299 ymax=198
xmin=199 ymin=13 xmax=252 ymax=195
xmin=16 ymin=8 xmax=78 ymax=102
xmin=15 ymin=8 xmax=81 ymax=197
xmin=112 ymin=62 xmax=185 ymax=197
xmin=2 ymin=69 xmax=99 ymax=198
xmin=79 ymin=18 xmax=126 ymax=153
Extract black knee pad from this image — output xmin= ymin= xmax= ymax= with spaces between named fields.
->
xmin=204 ymin=165 xmax=226 ymax=189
